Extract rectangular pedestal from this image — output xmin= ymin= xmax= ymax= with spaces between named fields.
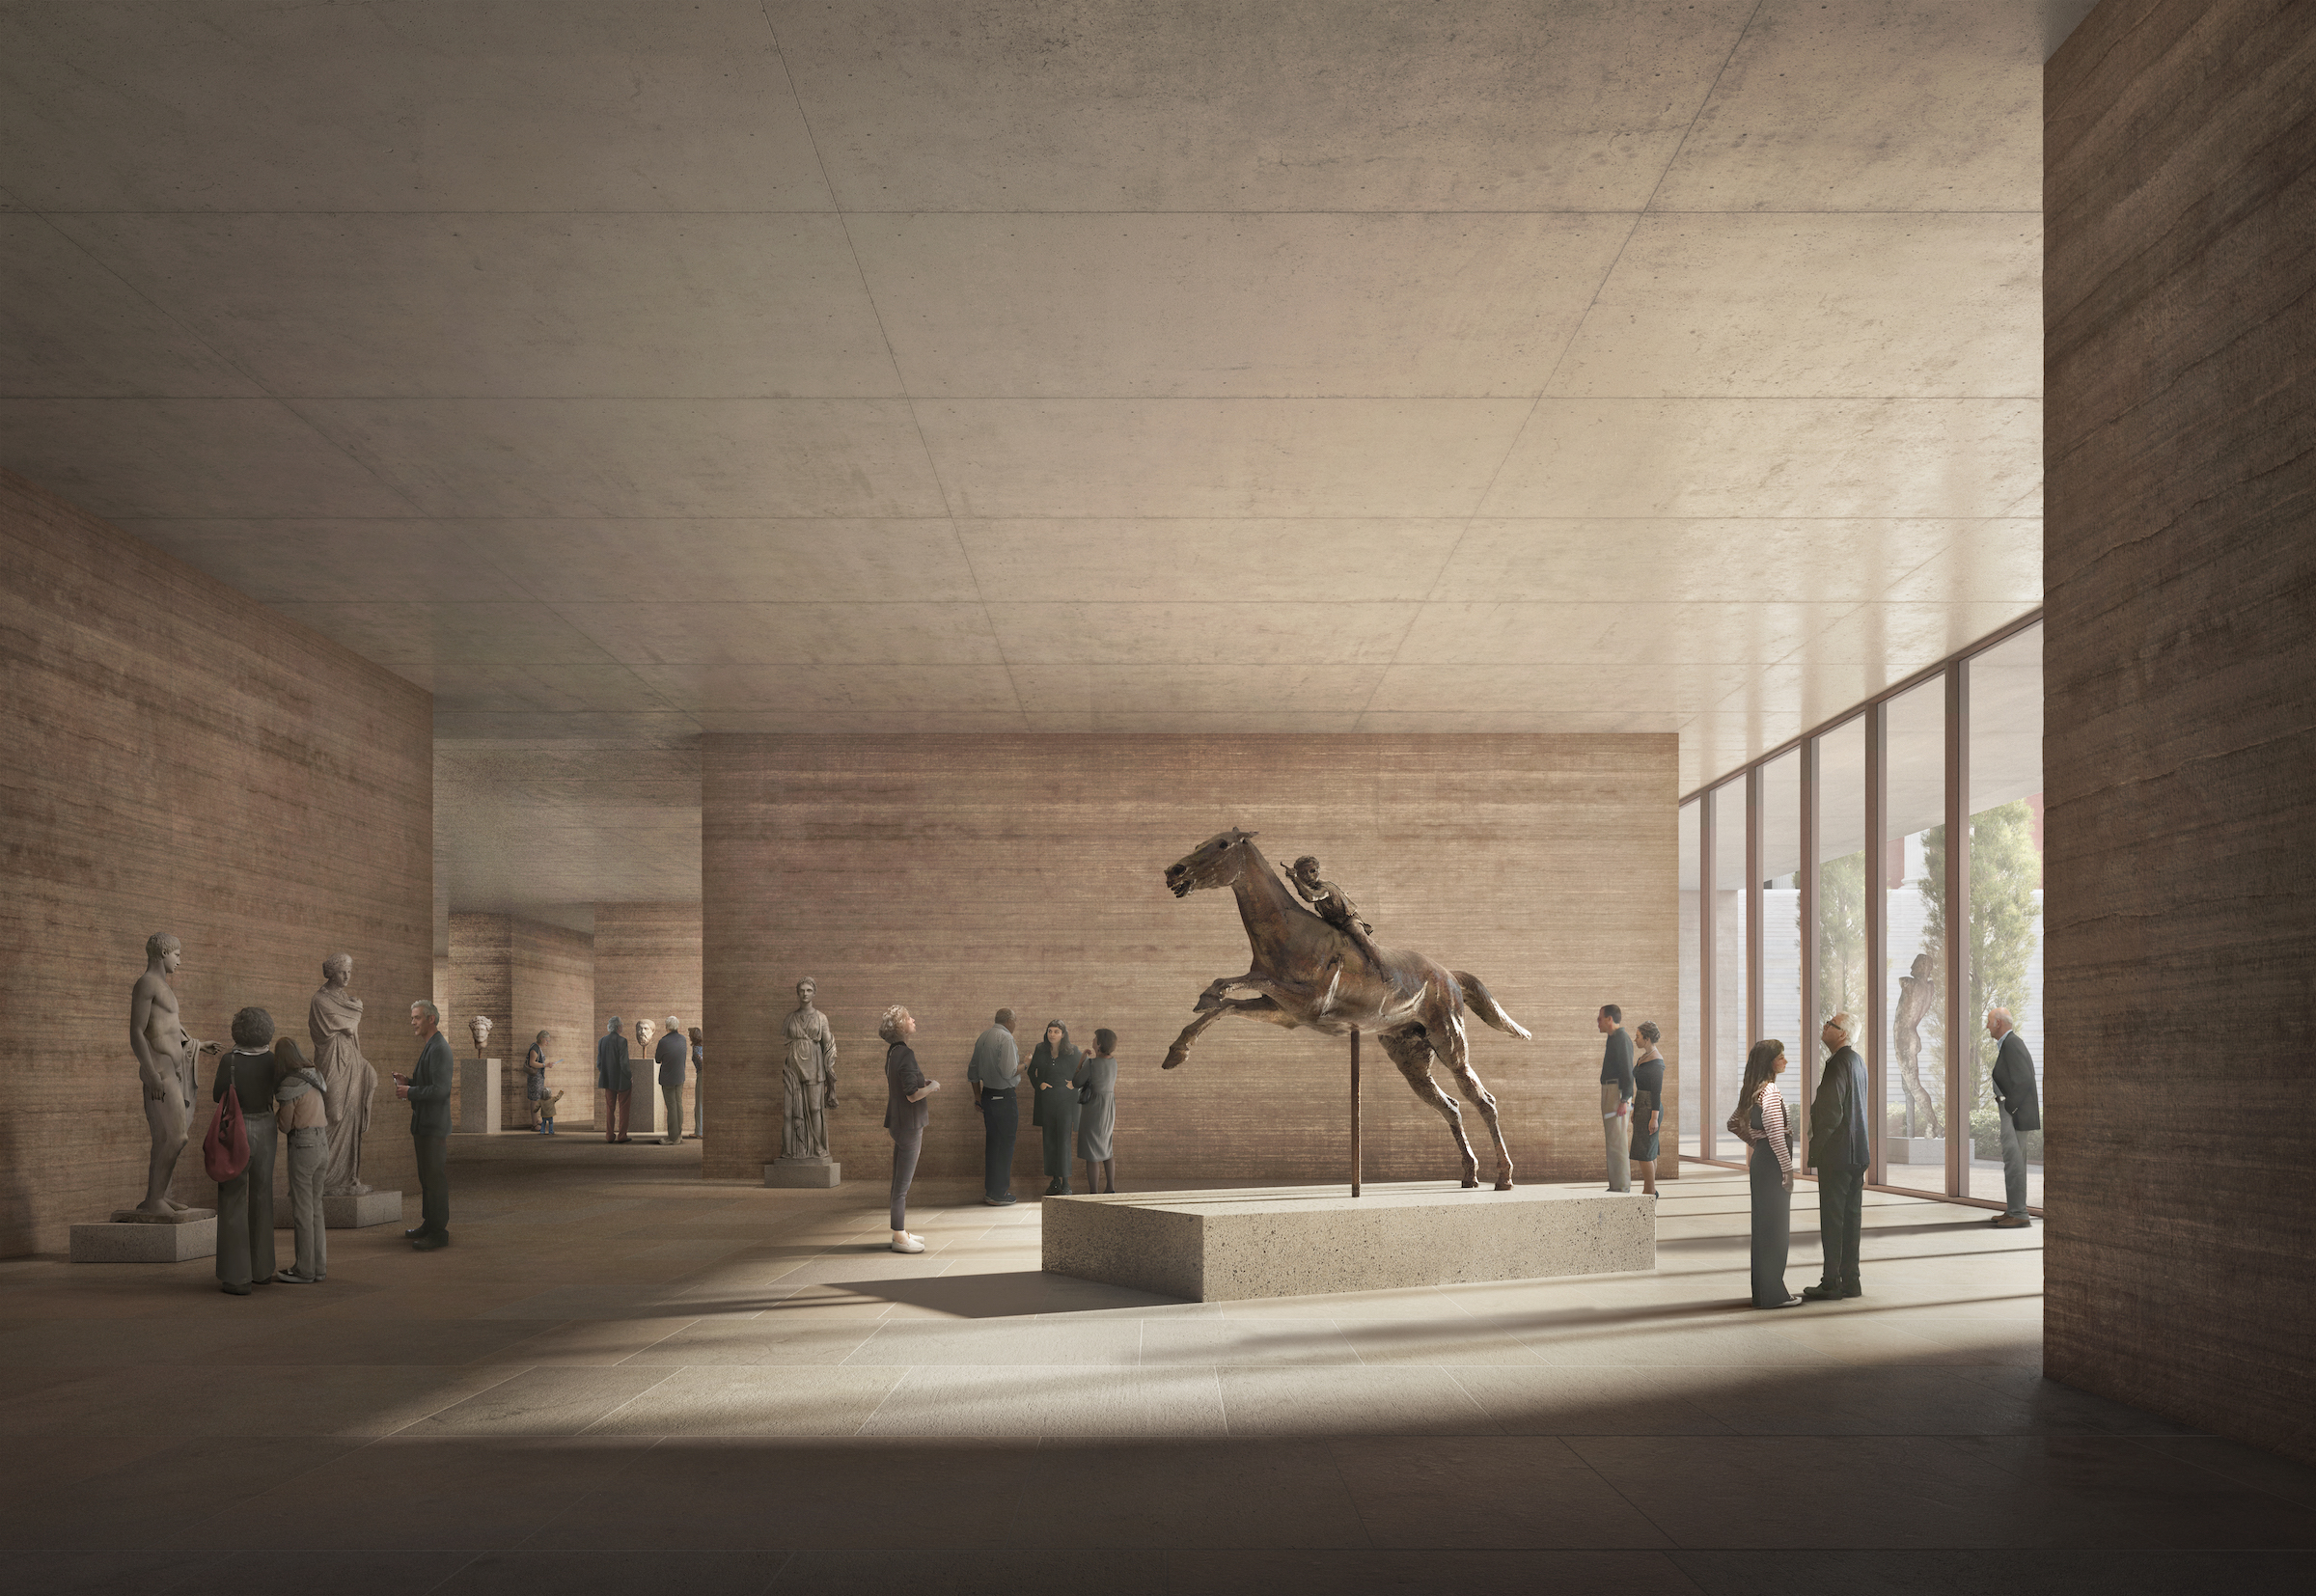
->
xmin=71 ymin=1217 xmax=217 ymax=1263
xmin=1885 ymin=1137 xmax=1945 ymax=1165
xmin=764 ymin=1160 xmax=841 ymax=1188
xmin=455 ymin=1058 xmax=501 ymax=1134
xmin=1042 ymin=1182 xmax=1656 ymax=1302
xmin=627 ymin=1082 xmax=666 ymax=1138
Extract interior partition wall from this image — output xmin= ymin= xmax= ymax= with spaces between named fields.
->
xmin=1681 ymin=614 xmax=2044 ymax=1214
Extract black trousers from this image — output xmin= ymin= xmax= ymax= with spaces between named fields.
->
xmin=979 ymin=1089 xmax=1018 ymax=1198
xmin=413 ymin=1134 xmax=450 ymax=1238
xmin=1816 ymin=1167 xmax=1863 ymax=1287
xmin=890 ymin=1127 xmax=924 ymax=1231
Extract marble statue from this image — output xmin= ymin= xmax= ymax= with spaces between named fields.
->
xmin=635 ymin=1017 xmax=656 ymax=1051
xmin=469 ymin=1014 xmax=493 ymax=1057
xmin=128 ymin=933 xmax=220 ymax=1215
xmin=1893 ymin=951 xmax=1942 ymax=1135
xmin=781 ymin=978 xmax=840 ymax=1163
xmin=311 ymin=953 xmax=379 ymax=1197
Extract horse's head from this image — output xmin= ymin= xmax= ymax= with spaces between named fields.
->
xmin=1164 ymin=828 xmax=1259 ymax=898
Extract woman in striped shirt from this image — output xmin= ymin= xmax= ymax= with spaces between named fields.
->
xmin=1730 ymin=1037 xmax=1801 ymax=1308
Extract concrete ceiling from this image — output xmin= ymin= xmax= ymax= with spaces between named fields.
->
xmin=0 ymin=0 xmax=2061 ymax=918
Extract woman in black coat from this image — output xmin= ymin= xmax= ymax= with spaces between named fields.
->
xmin=1026 ymin=1020 xmax=1083 ymax=1196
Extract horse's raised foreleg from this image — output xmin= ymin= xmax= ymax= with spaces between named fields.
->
xmin=1433 ymin=1009 xmax=1514 ymax=1190
xmin=1163 ymin=995 xmax=1283 ymax=1069
xmin=1380 ymin=1026 xmax=1481 ymax=1188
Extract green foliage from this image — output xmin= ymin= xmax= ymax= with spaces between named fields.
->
xmin=1921 ymin=801 xmax=2043 ymax=1111
xmin=1816 ymin=850 xmax=1867 ymax=1024
xmin=1971 ymin=1104 xmax=2042 ymax=1164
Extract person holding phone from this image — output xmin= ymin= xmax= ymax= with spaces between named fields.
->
xmin=396 ymin=1000 xmax=454 ymax=1250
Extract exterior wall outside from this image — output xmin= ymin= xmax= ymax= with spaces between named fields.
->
xmin=594 ymin=902 xmax=703 ymax=1136
xmin=2045 ymin=0 xmax=2316 ymax=1462
xmin=703 ymin=733 xmax=1679 ymax=1189
xmin=0 ymin=469 xmax=431 ymax=1254
xmin=448 ymin=912 xmax=597 ymax=1129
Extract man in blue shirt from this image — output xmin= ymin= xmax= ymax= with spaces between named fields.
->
xmin=396 ymin=1000 xmax=454 ymax=1251
xmin=967 ymin=1008 xmax=1021 ymax=1206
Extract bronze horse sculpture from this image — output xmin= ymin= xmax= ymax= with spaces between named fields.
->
xmin=1161 ymin=829 xmax=1531 ymax=1190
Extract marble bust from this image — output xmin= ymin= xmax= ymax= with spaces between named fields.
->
xmin=469 ymin=1014 xmax=493 ymax=1057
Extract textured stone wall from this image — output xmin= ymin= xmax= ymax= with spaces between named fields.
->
xmin=594 ymin=902 xmax=703 ymax=1137
xmin=447 ymin=912 xmax=596 ymax=1129
xmin=2044 ymin=0 xmax=2316 ymax=1461
xmin=0 ymin=469 xmax=431 ymax=1254
xmin=702 ymin=734 xmax=1678 ymax=1190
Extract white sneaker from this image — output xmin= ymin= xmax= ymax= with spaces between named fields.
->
xmin=891 ymin=1233 xmax=925 ymax=1253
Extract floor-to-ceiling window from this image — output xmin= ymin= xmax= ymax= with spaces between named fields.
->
xmin=1680 ymin=612 xmax=2041 ymax=1215
xmin=1879 ymin=679 xmax=1947 ymax=1197
xmin=1965 ymin=622 xmax=2045 ymax=1210
xmin=1679 ymin=797 xmax=1701 ymax=1162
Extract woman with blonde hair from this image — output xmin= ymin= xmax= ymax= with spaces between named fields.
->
xmin=880 ymin=1005 xmax=938 ymax=1252
xmin=1727 ymin=1037 xmax=1801 ymax=1308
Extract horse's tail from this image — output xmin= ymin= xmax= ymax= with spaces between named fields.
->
xmin=1452 ymin=972 xmax=1532 ymax=1039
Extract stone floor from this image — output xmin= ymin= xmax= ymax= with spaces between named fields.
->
xmin=2 ymin=1138 xmax=2308 ymax=1595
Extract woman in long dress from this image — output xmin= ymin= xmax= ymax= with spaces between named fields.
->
xmin=1026 ymin=1020 xmax=1082 ymax=1196
xmin=1728 ymin=1037 xmax=1801 ymax=1308
xmin=1073 ymin=1027 xmax=1119 ymax=1194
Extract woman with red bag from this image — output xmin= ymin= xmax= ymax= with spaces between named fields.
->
xmin=210 ymin=1006 xmax=288 ymax=1295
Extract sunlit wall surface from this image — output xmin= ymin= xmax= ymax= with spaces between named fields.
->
xmin=1679 ymin=615 xmax=2041 ymax=1215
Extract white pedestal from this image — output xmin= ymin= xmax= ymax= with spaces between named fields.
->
xmin=627 ymin=1079 xmax=666 ymax=1138
xmin=1885 ymin=1137 xmax=1946 ymax=1165
xmin=455 ymin=1057 xmax=501 ymax=1134
xmin=1043 ymin=1182 xmax=1657 ymax=1302
xmin=71 ymin=1214 xmax=217 ymax=1263
xmin=764 ymin=1160 xmax=841 ymax=1188
xmin=317 ymin=1190 xmax=403 ymax=1228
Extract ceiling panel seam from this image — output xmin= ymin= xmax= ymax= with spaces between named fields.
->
xmin=758 ymin=1 xmax=1028 ymax=730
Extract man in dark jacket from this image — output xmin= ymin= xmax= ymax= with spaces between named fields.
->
xmin=655 ymin=1015 xmax=689 ymax=1146
xmin=596 ymin=1017 xmax=633 ymax=1143
xmin=1803 ymin=1012 xmax=1869 ymax=1301
xmin=396 ymin=1000 xmax=454 ymax=1250
xmin=1987 ymin=1007 xmax=2041 ymax=1227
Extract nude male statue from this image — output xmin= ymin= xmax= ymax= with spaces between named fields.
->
xmin=311 ymin=953 xmax=378 ymax=1197
xmin=781 ymin=978 xmax=840 ymax=1163
xmin=128 ymin=933 xmax=221 ymax=1215
xmin=1892 ymin=950 xmax=1941 ymax=1136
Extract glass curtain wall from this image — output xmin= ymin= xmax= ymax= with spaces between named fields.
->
xmin=1679 ymin=612 xmax=2041 ymax=1217
xmin=1679 ymin=798 xmax=1701 ymax=1161
xmin=1758 ymin=751 xmax=1805 ymax=1127
xmin=1880 ymin=680 xmax=1948 ymax=1197
xmin=1711 ymin=782 xmax=1748 ymax=1149
xmin=1966 ymin=623 xmax=2046 ymax=1208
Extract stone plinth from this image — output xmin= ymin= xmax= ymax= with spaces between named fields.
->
xmin=627 ymin=1079 xmax=667 ymax=1138
xmin=72 ymin=1214 xmax=217 ymax=1263
xmin=1043 ymin=1182 xmax=1656 ymax=1302
xmin=455 ymin=1057 xmax=501 ymax=1134
xmin=764 ymin=1160 xmax=841 ymax=1189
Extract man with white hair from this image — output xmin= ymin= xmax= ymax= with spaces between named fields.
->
xmin=1803 ymin=1012 xmax=1869 ymax=1302
xmin=655 ymin=1014 xmax=690 ymax=1146
xmin=1986 ymin=1007 xmax=2041 ymax=1227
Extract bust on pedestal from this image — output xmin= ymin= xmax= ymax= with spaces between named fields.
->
xmin=455 ymin=1015 xmax=502 ymax=1134
xmin=765 ymin=978 xmax=841 ymax=1188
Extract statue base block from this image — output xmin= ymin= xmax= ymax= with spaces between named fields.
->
xmin=764 ymin=1160 xmax=841 ymax=1188
xmin=299 ymin=1190 xmax=403 ymax=1228
xmin=1042 ymin=1181 xmax=1656 ymax=1302
xmin=72 ymin=1216 xmax=217 ymax=1263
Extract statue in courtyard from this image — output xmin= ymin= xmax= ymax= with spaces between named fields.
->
xmin=781 ymin=978 xmax=840 ymax=1163
xmin=128 ymin=933 xmax=220 ymax=1215
xmin=1892 ymin=950 xmax=1942 ymax=1136
xmin=312 ymin=953 xmax=378 ymax=1197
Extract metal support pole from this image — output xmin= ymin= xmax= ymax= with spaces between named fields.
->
xmin=1350 ymin=1026 xmax=1362 ymax=1197
xmin=1698 ymin=788 xmax=1718 ymax=1162
xmin=1746 ymin=763 xmax=1764 ymax=1054
xmin=1866 ymin=699 xmax=1889 ymax=1188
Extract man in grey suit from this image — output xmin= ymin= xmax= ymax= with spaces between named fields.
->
xmin=1802 ymin=1012 xmax=1869 ymax=1301
xmin=395 ymin=1000 xmax=454 ymax=1251
xmin=596 ymin=1017 xmax=633 ymax=1142
xmin=1986 ymin=1007 xmax=2041 ymax=1227
xmin=655 ymin=1015 xmax=689 ymax=1146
